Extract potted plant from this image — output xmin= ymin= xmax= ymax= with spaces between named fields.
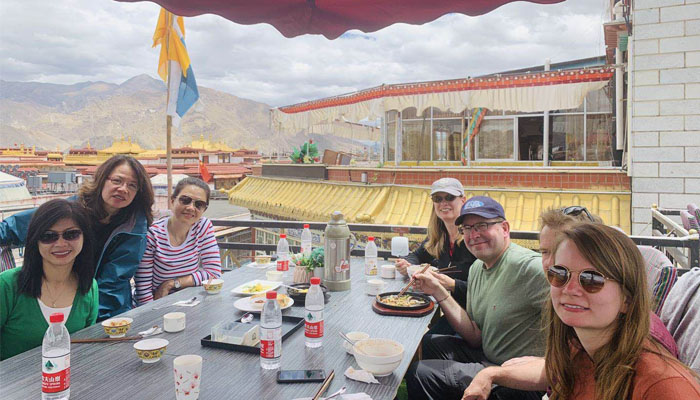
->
xmin=292 ymin=248 xmax=324 ymax=283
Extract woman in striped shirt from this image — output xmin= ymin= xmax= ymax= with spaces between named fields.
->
xmin=135 ymin=177 xmax=221 ymax=305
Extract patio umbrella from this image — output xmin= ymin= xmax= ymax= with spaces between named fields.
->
xmin=116 ymin=0 xmax=565 ymax=39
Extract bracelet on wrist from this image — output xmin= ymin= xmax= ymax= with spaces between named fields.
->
xmin=436 ymin=294 xmax=449 ymax=303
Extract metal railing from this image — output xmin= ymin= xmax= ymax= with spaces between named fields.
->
xmin=651 ymin=207 xmax=699 ymax=269
xmin=211 ymin=219 xmax=699 ymax=270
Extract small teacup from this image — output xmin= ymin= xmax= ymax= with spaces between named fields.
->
xmin=366 ymin=279 xmax=385 ymax=296
xmin=266 ymin=270 xmax=283 ymax=282
xmin=343 ymin=331 xmax=370 ymax=354
xmin=380 ymin=264 xmax=396 ymax=279
xmin=164 ymin=312 xmax=186 ymax=333
xmin=203 ymin=278 xmax=224 ymax=295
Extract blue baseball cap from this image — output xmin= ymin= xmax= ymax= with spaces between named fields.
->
xmin=455 ymin=196 xmax=506 ymax=225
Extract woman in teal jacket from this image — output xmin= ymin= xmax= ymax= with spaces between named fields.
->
xmin=0 ymin=155 xmax=154 ymax=320
xmin=1 ymin=199 xmax=98 ymax=360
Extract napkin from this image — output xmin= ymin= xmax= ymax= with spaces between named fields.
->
xmin=174 ymin=299 xmax=200 ymax=307
xmin=293 ymin=393 xmax=373 ymax=400
xmin=138 ymin=326 xmax=163 ymax=336
xmin=344 ymin=367 xmax=380 ymax=384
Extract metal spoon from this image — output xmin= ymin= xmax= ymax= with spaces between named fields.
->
xmin=338 ymin=331 xmax=357 ymax=347
xmin=324 ymin=386 xmax=347 ymax=400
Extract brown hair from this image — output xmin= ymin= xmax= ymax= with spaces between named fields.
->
xmin=77 ymin=155 xmax=154 ymax=225
xmin=539 ymin=207 xmax=602 ymax=233
xmin=545 ymin=223 xmax=690 ymax=399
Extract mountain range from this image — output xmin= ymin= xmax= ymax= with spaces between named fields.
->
xmin=0 ymin=75 xmax=298 ymax=153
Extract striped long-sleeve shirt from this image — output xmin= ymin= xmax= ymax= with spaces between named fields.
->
xmin=134 ymin=216 xmax=221 ymax=305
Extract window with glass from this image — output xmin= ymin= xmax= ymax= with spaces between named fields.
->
xmin=477 ymin=119 xmax=514 ymax=160
xmin=386 ymin=111 xmax=397 ymax=162
xmin=433 ymin=119 xmax=463 ymax=161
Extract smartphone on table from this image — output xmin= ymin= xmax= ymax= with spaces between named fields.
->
xmin=276 ymin=369 xmax=326 ymax=383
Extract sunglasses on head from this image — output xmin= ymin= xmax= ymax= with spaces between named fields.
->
xmin=432 ymin=194 xmax=458 ymax=203
xmin=562 ymin=206 xmax=594 ymax=222
xmin=39 ymin=229 xmax=83 ymax=244
xmin=546 ymin=264 xmax=615 ymax=293
xmin=177 ymin=195 xmax=208 ymax=211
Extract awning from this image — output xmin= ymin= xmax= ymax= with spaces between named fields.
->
xmin=116 ymin=0 xmax=564 ymax=40
xmin=226 ymin=175 xmax=631 ymax=233
xmin=271 ymin=67 xmax=614 ymax=132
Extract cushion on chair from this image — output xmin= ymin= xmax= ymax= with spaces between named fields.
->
xmin=637 ymin=245 xmax=677 ymax=315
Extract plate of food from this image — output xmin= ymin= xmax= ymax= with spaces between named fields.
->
xmin=230 ymin=280 xmax=281 ymax=296
xmin=375 ymin=291 xmax=432 ymax=311
xmin=233 ymin=293 xmax=294 ymax=312
xmin=246 ymin=261 xmax=275 ymax=270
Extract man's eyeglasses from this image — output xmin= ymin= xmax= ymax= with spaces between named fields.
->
xmin=178 ymin=195 xmax=208 ymax=211
xmin=546 ymin=264 xmax=615 ymax=294
xmin=458 ymin=220 xmax=503 ymax=235
xmin=39 ymin=229 xmax=83 ymax=244
xmin=108 ymin=176 xmax=139 ymax=192
xmin=432 ymin=194 xmax=458 ymax=203
xmin=562 ymin=206 xmax=594 ymax=222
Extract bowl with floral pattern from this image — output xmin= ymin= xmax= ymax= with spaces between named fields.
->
xmin=101 ymin=317 xmax=133 ymax=338
xmin=133 ymin=338 xmax=169 ymax=363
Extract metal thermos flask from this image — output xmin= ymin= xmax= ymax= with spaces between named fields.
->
xmin=324 ymin=211 xmax=351 ymax=291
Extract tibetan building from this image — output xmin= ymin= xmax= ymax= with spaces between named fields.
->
xmin=228 ymin=56 xmax=632 ymax=234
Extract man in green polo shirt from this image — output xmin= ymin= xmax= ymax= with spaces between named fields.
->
xmin=405 ymin=196 xmax=548 ymax=400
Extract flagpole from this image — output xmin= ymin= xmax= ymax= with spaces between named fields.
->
xmin=165 ymin=11 xmax=173 ymax=199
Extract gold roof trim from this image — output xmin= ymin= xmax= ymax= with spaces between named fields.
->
xmin=227 ymin=176 xmax=631 ymax=233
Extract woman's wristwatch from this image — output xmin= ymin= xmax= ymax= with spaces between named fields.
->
xmin=173 ymin=279 xmax=182 ymax=289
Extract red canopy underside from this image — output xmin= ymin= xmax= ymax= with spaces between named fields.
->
xmin=116 ymin=0 xmax=565 ymax=39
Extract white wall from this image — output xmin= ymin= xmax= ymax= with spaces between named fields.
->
xmin=631 ymin=0 xmax=700 ymax=234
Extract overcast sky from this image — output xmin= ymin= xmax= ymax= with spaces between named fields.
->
xmin=1 ymin=0 xmax=609 ymax=107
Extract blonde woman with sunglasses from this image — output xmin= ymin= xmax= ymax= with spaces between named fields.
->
xmin=462 ymin=223 xmax=700 ymax=400
xmin=134 ymin=177 xmax=221 ymax=304
xmin=395 ymin=178 xmax=476 ymax=334
xmin=1 ymin=199 xmax=98 ymax=360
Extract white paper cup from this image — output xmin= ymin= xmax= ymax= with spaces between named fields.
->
xmin=174 ymin=354 xmax=202 ymax=400
xmin=380 ymin=264 xmax=396 ymax=279
xmin=164 ymin=312 xmax=186 ymax=333
xmin=366 ymin=279 xmax=385 ymax=296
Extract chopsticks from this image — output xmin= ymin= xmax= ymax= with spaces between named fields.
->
xmin=72 ymin=335 xmax=143 ymax=344
xmin=398 ymin=264 xmax=431 ymax=296
xmin=312 ymin=369 xmax=335 ymax=400
xmin=436 ymin=266 xmax=459 ymax=273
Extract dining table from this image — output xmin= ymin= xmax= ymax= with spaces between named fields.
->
xmin=0 ymin=258 xmax=436 ymax=399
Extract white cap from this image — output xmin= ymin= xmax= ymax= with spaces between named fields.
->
xmin=430 ymin=178 xmax=464 ymax=197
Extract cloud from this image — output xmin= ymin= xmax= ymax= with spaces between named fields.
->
xmin=0 ymin=0 xmax=608 ymax=107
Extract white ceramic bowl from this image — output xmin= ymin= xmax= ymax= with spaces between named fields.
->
xmin=353 ymin=338 xmax=404 ymax=376
xmin=203 ymin=278 xmax=224 ymax=294
xmin=365 ymin=279 xmax=385 ymax=296
xmin=343 ymin=331 xmax=370 ymax=354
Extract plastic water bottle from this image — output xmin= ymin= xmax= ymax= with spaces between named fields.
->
xmin=305 ymin=277 xmax=324 ymax=348
xmin=365 ymin=236 xmax=378 ymax=276
xmin=260 ymin=291 xmax=282 ymax=369
xmin=42 ymin=313 xmax=70 ymax=400
xmin=276 ymin=234 xmax=290 ymax=271
xmin=301 ymin=224 xmax=313 ymax=256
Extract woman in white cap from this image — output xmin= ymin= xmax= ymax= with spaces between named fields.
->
xmin=395 ymin=177 xmax=476 ymax=334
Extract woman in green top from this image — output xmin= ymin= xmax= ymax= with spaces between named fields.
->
xmin=0 ymin=199 xmax=98 ymax=360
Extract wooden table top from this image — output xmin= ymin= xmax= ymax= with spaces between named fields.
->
xmin=1 ymin=259 xmax=435 ymax=399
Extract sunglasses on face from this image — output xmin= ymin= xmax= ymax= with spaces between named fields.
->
xmin=546 ymin=264 xmax=615 ymax=293
xmin=458 ymin=220 xmax=503 ymax=235
xmin=108 ymin=176 xmax=139 ymax=192
xmin=39 ymin=229 xmax=83 ymax=244
xmin=432 ymin=194 xmax=458 ymax=203
xmin=562 ymin=206 xmax=594 ymax=222
xmin=177 ymin=195 xmax=208 ymax=211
